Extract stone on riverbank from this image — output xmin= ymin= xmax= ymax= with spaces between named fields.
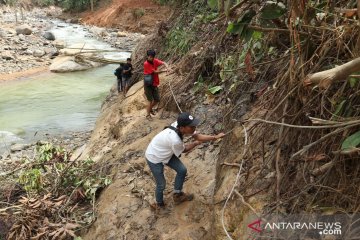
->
xmin=10 ymin=143 xmax=30 ymax=152
xmin=15 ymin=25 xmax=33 ymax=35
xmin=49 ymin=55 xmax=103 ymax=72
xmin=43 ymin=31 xmax=55 ymax=41
xmin=33 ymin=49 xmax=46 ymax=57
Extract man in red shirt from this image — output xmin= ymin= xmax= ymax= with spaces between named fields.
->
xmin=143 ymin=49 xmax=169 ymax=120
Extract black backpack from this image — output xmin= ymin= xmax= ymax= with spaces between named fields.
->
xmin=114 ymin=67 xmax=123 ymax=78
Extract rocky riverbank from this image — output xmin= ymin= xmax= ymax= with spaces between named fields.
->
xmin=0 ymin=130 xmax=91 ymax=163
xmin=0 ymin=6 xmax=143 ymax=80
xmin=0 ymin=7 xmax=60 ymax=76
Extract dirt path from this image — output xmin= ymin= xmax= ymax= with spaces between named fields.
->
xmin=81 ymin=73 xmax=219 ymax=239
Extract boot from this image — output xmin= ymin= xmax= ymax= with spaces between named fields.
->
xmin=150 ymin=202 xmax=165 ymax=211
xmin=173 ymin=192 xmax=194 ymax=204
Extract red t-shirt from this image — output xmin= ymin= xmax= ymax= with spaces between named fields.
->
xmin=143 ymin=58 xmax=164 ymax=87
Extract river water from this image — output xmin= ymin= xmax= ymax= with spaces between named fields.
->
xmin=0 ymin=21 xmax=129 ymax=153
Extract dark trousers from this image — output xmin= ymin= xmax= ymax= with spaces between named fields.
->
xmin=146 ymin=155 xmax=187 ymax=204
xmin=117 ymin=78 xmax=122 ymax=92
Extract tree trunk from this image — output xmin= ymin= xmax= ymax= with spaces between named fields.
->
xmin=303 ymin=57 xmax=360 ymax=89
xmin=90 ymin=0 xmax=94 ymax=12
xmin=218 ymin=0 xmax=224 ymax=13
xmin=358 ymin=0 xmax=360 ymax=22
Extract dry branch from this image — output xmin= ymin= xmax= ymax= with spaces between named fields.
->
xmin=303 ymin=57 xmax=360 ymax=89
xmin=311 ymin=161 xmax=334 ymax=176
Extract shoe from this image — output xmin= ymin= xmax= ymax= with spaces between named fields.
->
xmin=150 ymin=110 xmax=156 ymax=116
xmin=173 ymin=192 xmax=194 ymax=204
xmin=146 ymin=115 xmax=153 ymax=120
xmin=150 ymin=202 xmax=165 ymax=209
xmin=150 ymin=202 xmax=168 ymax=213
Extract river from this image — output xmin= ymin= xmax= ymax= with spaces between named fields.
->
xmin=0 ymin=20 xmax=130 ymax=153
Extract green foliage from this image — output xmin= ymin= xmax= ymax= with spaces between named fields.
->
xmin=132 ymin=8 xmax=145 ymax=20
xmin=349 ymin=77 xmax=359 ymax=88
xmin=332 ymin=100 xmax=346 ymax=118
xmin=208 ymin=85 xmax=223 ymax=94
xmin=31 ymin=0 xmax=55 ymax=6
xmin=155 ymin=0 xmax=176 ymax=5
xmin=60 ymin=0 xmax=93 ymax=12
xmin=36 ymin=143 xmax=68 ymax=163
xmin=342 ymin=130 xmax=360 ymax=150
xmin=18 ymin=169 xmax=43 ymax=192
xmin=166 ymin=27 xmax=194 ymax=56
xmin=217 ymin=55 xmax=237 ymax=81
xmin=226 ymin=9 xmax=256 ymax=40
xmin=17 ymin=143 xmax=111 ymax=202
xmin=260 ymin=1 xmax=286 ymax=19
xmin=194 ymin=75 xmax=205 ymax=92
xmin=207 ymin=0 xmax=217 ymax=10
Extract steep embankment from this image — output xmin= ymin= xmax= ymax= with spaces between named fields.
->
xmin=80 ymin=77 xmax=222 ymax=239
xmin=81 ymin=0 xmax=360 ymax=239
xmin=80 ymin=0 xmax=170 ymax=34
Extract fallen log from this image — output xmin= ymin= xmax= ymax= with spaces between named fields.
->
xmin=303 ymin=57 xmax=360 ymax=89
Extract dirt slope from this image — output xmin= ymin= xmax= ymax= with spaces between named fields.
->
xmin=80 ymin=72 xmax=224 ymax=239
xmin=80 ymin=0 xmax=171 ymax=34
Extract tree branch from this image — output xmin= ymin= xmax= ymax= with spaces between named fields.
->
xmin=303 ymin=57 xmax=360 ymax=89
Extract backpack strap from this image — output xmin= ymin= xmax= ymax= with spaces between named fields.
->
xmin=164 ymin=126 xmax=183 ymax=140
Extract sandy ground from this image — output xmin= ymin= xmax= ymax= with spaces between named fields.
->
xmin=0 ymin=66 xmax=49 ymax=82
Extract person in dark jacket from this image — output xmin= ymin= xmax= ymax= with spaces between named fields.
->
xmin=122 ymin=58 xmax=132 ymax=95
xmin=114 ymin=63 xmax=124 ymax=93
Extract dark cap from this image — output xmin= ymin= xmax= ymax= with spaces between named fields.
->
xmin=177 ymin=112 xmax=200 ymax=127
xmin=147 ymin=49 xmax=156 ymax=57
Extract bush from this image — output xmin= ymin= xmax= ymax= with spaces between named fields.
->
xmin=31 ymin=0 xmax=55 ymax=7
xmin=60 ymin=0 xmax=93 ymax=12
xmin=132 ymin=8 xmax=145 ymax=20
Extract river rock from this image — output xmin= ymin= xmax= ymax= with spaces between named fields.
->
xmin=25 ymin=49 xmax=33 ymax=55
xmin=0 ymin=29 xmax=6 ymax=38
xmin=53 ymin=39 xmax=65 ymax=49
xmin=33 ymin=49 xmax=46 ymax=57
xmin=90 ymin=26 xmax=106 ymax=37
xmin=10 ymin=143 xmax=30 ymax=152
xmin=1 ymin=52 xmax=14 ymax=60
xmin=42 ymin=31 xmax=55 ymax=41
xmin=18 ymin=34 xmax=25 ymax=41
xmin=49 ymin=56 xmax=103 ymax=72
xmin=15 ymin=25 xmax=33 ymax=35
xmin=117 ymin=31 xmax=128 ymax=37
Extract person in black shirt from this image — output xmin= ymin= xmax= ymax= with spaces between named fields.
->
xmin=122 ymin=58 xmax=132 ymax=95
xmin=114 ymin=63 xmax=124 ymax=93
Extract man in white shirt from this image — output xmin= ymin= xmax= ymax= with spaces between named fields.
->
xmin=145 ymin=112 xmax=225 ymax=209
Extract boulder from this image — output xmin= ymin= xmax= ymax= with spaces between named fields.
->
xmin=43 ymin=31 xmax=55 ymax=41
xmin=49 ymin=56 xmax=103 ymax=73
xmin=33 ymin=49 xmax=46 ymax=57
xmin=15 ymin=25 xmax=33 ymax=35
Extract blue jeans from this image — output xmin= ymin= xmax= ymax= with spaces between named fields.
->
xmin=146 ymin=155 xmax=187 ymax=204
